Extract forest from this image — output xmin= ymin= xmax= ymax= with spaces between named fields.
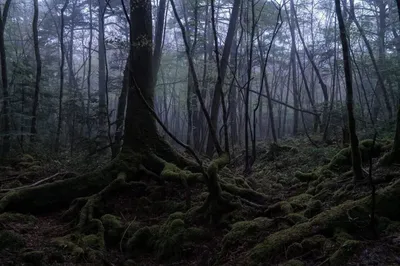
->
xmin=0 ymin=0 xmax=400 ymax=265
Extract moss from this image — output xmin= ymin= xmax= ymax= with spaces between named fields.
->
xmin=0 ymin=230 xmax=25 ymax=251
xmin=286 ymin=242 xmax=303 ymax=259
xmin=221 ymin=218 xmax=273 ymax=254
xmin=154 ymin=214 xmax=209 ymax=261
xmin=126 ymin=226 xmax=154 ymax=253
xmin=377 ymin=216 xmax=391 ymax=233
xmin=0 ymin=212 xmax=37 ymax=225
xmin=82 ymin=234 xmax=105 ymax=250
xmin=220 ymin=183 xmax=270 ymax=204
xmin=266 ymin=201 xmax=293 ymax=217
xmin=300 ymin=235 xmax=326 ymax=250
xmin=384 ymin=221 xmax=400 ymax=234
xmin=101 ymin=214 xmax=123 ymax=229
xmin=21 ymin=250 xmax=44 ymax=265
xmin=304 ymin=200 xmax=322 ymax=218
xmin=288 ymin=194 xmax=313 ymax=209
xmin=246 ymin=199 xmax=361 ymax=264
xmin=52 ymin=234 xmax=84 ymax=258
xmin=21 ymin=154 xmax=35 ymax=162
xmin=283 ymin=259 xmax=305 ymax=266
xmin=305 ymin=187 xmax=316 ymax=195
xmin=329 ymin=240 xmax=361 ymax=266
xmin=294 ymin=171 xmax=318 ymax=183
xmin=333 ymin=229 xmax=353 ymax=244
xmin=286 ymin=213 xmax=308 ymax=224
xmin=0 ymin=169 xmax=118 ymax=213
xmin=373 ymin=179 xmax=400 ymax=220
xmin=328 ymin=148 xmax=351 ymax=170
xmin=234 ymin=177 xmax=252 ymax=189
xmin=328 ymin=140 xmax=385 ymax=171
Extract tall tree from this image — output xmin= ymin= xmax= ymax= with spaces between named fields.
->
xmin=55 ymin=0 xmax=70 ymax=151
xmin=335 ymin=0 xmax=363 ymax=181
xmin=0 ymin=0 xmax=12 ymax=156
xmin=98 ymin=0 xmax=107 ymax=143
xmin=205 ymin=0 xmax=241 ymax=156
xmin=30 ymin=0 xmax=42 ymax=142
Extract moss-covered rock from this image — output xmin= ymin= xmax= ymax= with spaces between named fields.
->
xmin=304 ymin=200 xmax=322 ymax=218
xmin=286 ymin=242 xmax=303 ymax=258
xmin=154 ymin=214 xmax=210 ymax=261
xmin=21 ymin=250 xmax=44 ymax=265
xmin=294 ymin=171 xmax=318 ymax=183
xmin=329 ymin=240 xmax=361 ymax=266
xmin=221 ymin=217 xmax=273 ymax=255
xmin=288 ymin=194 xmax=313 ymax=209
xmin=101 ymin=214 xmax=140 ymax=247
xmin=0 ymin=230 xmax=25 ymax=251
xmin=286 ymin=213 xmax=308 ymax=224
xmin=266 ymin=201 xmax=293 ymax=217
xmin=333 ymin=229 xmax=353 ymax=244
xmin=82 ymin=234 xmax=105 ymax=249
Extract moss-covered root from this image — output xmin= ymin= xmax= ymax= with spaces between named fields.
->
xmin=76 ymin=172 xmax=146 ymax=229
xmin=198 ymin=153 xmax=239 ymax=222
xmin=244 ymin=179 xmax=400 ymax=265
xmin=0 ymin=152 xmax=142 ymax=213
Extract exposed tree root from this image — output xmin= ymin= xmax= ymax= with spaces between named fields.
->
xmin=0 ymin=151 xmax=141 ymax=213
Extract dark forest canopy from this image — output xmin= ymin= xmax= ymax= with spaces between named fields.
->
xmin=0 ymin=0 xmax=400 ymax=265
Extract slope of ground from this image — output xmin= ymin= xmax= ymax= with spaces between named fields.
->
xmin=0 ymin=138 xmax=400 ymax=266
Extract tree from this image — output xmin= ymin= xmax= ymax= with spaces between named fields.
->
xmin=205 ymin=0 xmax=241 ymax=156
xmin=30 ymin=0 xmax=42 ymax=143
xmin=0 ymin=0 xmax=12 ymax=157
xmin=55 ymin=0 xmax=69 ymax=152
xmin=335 ymin=0 xmax=363 ymax=181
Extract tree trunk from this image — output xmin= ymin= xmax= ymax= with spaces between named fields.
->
xmin=55 ymin=1 xmax=69 ymax=152
xmin=86 ymin=0 xmax=93 ymax=139
xmin=0 ymin=0 xmax=12 ymax=157
xmin=335 ymin=0 xmax=363 ymax=181
xmin=30 ymin=0 xmax=42 ymax=142
xmin=347 ymin=2 xmax=392 ymax=121
xmin=288 ymin=1 xmax=299 ymax=136
xmin=98 ymin=0 xmax=107 ymax=143
xmin=152 ymin=0 xmax=167 ymax=89
xmin=205 ymin=0 xmax=241 ymax=156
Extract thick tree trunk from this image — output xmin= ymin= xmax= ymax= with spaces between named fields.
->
xmin=123 ymin=0 xmax=158 ymax=152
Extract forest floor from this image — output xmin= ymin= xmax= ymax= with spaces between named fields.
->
xmin=1 ymin=137 xmax=400 ymax=265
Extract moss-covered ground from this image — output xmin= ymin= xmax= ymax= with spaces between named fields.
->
xmin=1 ymin=137 xmax=400 ymax=265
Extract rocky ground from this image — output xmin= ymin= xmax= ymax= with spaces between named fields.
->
xmin=1 ymin=138 xmax=400 ymax=266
